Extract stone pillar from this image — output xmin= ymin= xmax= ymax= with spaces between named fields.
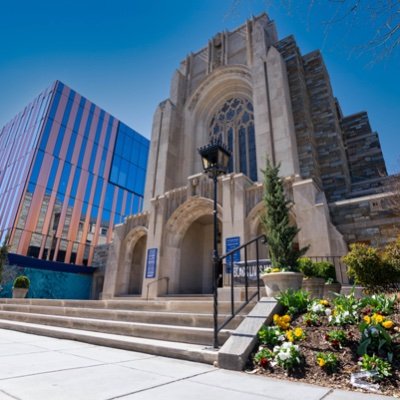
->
xmin=292 ymin=178 xmax=349 ymax=283
xmin=221 ymin=173 xmax=253 ymax=285
xmin=141 ymin=196 xmax=166 ymax=299
xmin=101 ymin=226 xmax=124 ymax=299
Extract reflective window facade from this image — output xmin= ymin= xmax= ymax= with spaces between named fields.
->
xmin=209 ymin=97 xmax=257 ymax=181
xmin=0 ymin=81 xmax=149 ymax=266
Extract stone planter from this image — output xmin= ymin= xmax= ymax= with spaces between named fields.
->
xmin=261 ymin=272 xmax=303 ymax=297
xmin=12 ymin=288 xmax=28 ymax=299
xmin=302 ymin=277 xmax=325 ymax=299
xmin=323 ymin=282 xmax=342 ymax=300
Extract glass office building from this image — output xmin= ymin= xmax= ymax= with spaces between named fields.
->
xmin=0 ymin=81 xmax=149 ymax=266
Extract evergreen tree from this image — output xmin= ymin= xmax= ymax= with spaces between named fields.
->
xmin=260 ymin=159 xmax=308 ymax=270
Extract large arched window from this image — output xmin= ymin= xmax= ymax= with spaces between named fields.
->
xmin=209 ymin=97 xmax=257 ymax=181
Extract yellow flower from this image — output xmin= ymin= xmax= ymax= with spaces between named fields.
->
xmin=382 ymin=320 xmax=394 ymax=329
xmin=286 ymin=330 xmax=294 ymax=342
xmin=363 ymin=315 xmax=371 ymax=324
xmin=294 ymin=327 xmax=304 ymax=338
xmin=282 ymin=315 xmax=291 ymax=323
xmin=271 ymin=268 xmax=281 ymax=273
xmin=273 ymin=314 xmax=279 ymax=323
xmin=372 ymin=313 xmax=384 ymax=324
xmin=320 ymin=300 xmax=329 ymax=306
xmin=317 ymin=358 xmax=326 ymax=367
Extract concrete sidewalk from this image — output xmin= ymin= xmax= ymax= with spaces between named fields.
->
xmin=0 ymin=329 xmax=394 ymax=400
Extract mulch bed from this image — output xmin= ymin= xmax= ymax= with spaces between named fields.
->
xmin=247 ymin=302 xmax=400 ymax=397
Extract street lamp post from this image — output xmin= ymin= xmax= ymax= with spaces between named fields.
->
xmin=198 ymin=137 xmax=231 ymax=349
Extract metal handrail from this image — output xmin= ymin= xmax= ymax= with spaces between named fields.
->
xmin=146 ymin=276 xmax=169 ymax=300
xmin=216 ymin=234 xmax=267 ymax=338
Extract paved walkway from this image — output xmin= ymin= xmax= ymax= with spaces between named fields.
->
xmin=0 ymin=329 xmax=394 ymax=400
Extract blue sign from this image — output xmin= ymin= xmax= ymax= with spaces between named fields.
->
xmin=145 ymin=248 xmax=158 ymax=279
xmin=225 ymin=236 xmax=241 ymax=272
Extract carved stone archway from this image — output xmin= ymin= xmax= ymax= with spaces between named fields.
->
xmin=115 ymin=226 xmax=147 ymax=296
xmin=161 ymin=197 xmax=223 ymax=294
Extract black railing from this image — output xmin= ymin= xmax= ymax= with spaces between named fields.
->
xmin=216 ymin=234 xmax=267 ymax=338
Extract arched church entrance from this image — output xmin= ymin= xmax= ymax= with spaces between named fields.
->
xmin=128 ymin=234 xmax=146 ymax=295
xmin=162 ymin=197 xmax=223 ymax=296
xmin=115 ymin=227 xmax=147 ymax=296
xmin=179 ymin=215 xmax=222 ymax=294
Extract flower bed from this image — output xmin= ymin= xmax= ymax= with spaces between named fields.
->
xmin=250 ymin=290 xmax=400 ymax=397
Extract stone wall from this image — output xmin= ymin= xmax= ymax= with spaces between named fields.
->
xmin=341 ymin=112 xmax=387 ymax=183
xmin=329 ymin=193 xmax=400 ymax=246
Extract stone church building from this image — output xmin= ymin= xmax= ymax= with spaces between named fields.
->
xmin=101 ymin=13 xmax=396 ymax=299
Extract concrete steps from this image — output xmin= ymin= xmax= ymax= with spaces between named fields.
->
xmin=0 ymin=297 xmax=256 ymax=364
xmin=0 ymin=319 xmax=218 ymax=364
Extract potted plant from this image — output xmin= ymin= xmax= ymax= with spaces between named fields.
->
xmin=12 ymin=275 xmax=30 ymax=298
xmin=316 ymin=261 xmax=341 ymax=299
xmin=298 ymin=258 xmax=325 ymax=298
xmin=260 ymin=160 xmax=308 ymax=297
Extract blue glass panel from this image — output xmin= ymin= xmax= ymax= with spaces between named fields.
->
xmin=84 ymin=174 xmax=94 ymax=203
xmin=134 ymin=168 xmax=146 ymax=194
xmin=46 ymin=158 xmax=59 ymax=191
xmin=98 ymin=148 xmax=107 ymax=177
xmin=65 ymin=132 xmax=78 ymax=163
xmin=39 ymin=118 xmax=55 ymax=151
xmin=27 ymin=182 xmax=35 ymax=193
xmin=83 ymin=104 xmax=96 ymax=138
xmin=129 ymin=141 xmax=139 ymax=164
xmin=77 ymin=137 xmax=88 ymax=167
xmin=110 ymin=164 xmax=119 ymax=183
xmin=48 ymin=88 xmax=63 ymax=120
xmin=29 ymin=150 xmax=45 ymax=185
xmin=102 ymin=209 xmax=110 ymax=224
xmin=81 ymin=201 xmax=88 ymax=217
xmin=104 ymin=116 xmax=114 ymax=148
xmin=104 ymin=184 xmax=114 ymax=211
xmin=91 ymin=206 xmax=99 ymax=219
xmin=124 ymin=192 xmax=132 ymax=215
xmin=116 ymin=189 xmax=123 ymax=214
xmin=132 ymin=195 xmax=140 ymax=214
xmin=123 ymin=135 xmax=132 ymax=160
xmin=119 ymin=159 xmax=129 ymax=187
xmin=89 ymin=143 xmax=98 ymax=171
xmin=71 ymin=168 xmax=81 ymax=198
xmin=93 ymin=177 xmax=104 ymax=207
xmin=115 ymin=133 xmax=124 ymax=156
xmin=58 ymin=162 xmax=71 ymax=195
xmin=93 ymin=110 xmax=105 ymax=144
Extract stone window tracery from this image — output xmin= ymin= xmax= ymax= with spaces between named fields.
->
xmin=209 ymin=97 xmax=257 ymax=181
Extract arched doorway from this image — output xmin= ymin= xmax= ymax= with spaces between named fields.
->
xmin=179 ymin=215 xmax=222 ymax=294
xmin=115 ymin=227 xmax=147 ymax=296
xmin=128 ymin=234 xmax=146 ymax=295
xmin=162 ymin=197 xmax=223 ymax=296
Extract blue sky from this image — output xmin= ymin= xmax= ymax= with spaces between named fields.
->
xmin=0 ymin=0 xmax=398 ymax=172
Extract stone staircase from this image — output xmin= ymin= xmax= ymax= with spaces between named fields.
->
xmin=0 ymin=297 xmax=255 ymax=364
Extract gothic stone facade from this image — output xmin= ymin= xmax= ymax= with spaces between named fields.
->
xmin=102 ymin=14 xmax=396 ymax=299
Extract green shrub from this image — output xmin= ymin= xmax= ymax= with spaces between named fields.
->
xmin=298 ymin=258 xmax=336 ymax=282
xmin=298 ymin=258 xmax=314 ymax=277
xmin=13 ymin=275 xmax=30 ymax=289
xmin=342 ymin=243 xmax=400 ymax=293
xmin=313 ymin=261 xmax=336 ymax=282
xmin=276 ymin=289 xmax=310 ymax=316
xmin=358 ymin=354 xmax=392 ymax=380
